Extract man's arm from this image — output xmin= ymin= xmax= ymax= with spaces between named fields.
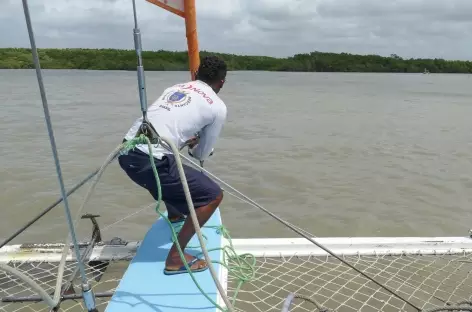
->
xmin=190 ymin=105 xmax=227 ymax=161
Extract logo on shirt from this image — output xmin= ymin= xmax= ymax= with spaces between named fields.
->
xmin=168 ymin=91 xmax=187 ymax=103
xmin=161 ymin=90 xmax=192 ymax=110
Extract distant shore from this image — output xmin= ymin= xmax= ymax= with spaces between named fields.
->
xmin=1 ymin=48 xmax=471 ymax=73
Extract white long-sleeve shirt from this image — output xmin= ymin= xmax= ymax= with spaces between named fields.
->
xmin=124 ymin=80 xmax=227 ymax=161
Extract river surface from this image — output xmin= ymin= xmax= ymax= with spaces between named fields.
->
xmin=1 ymin=69 xmax=471 ymax=244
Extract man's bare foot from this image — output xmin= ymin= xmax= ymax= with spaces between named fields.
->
xmin=165 ymin=252 xmax=207 ymax=273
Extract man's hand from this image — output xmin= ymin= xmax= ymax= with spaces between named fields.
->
xmin=181 ymin=135 xmax=199 ymax=151
xmin=186 ymin=136 xmax=199 ymax=149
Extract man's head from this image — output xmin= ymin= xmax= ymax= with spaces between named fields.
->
xmin=195 ymin=55 xmax=227 ymax=94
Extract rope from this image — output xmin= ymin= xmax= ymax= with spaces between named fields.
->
xmin=175 ymin=153 xmax=472 ymax=312
xmin=170 ymin=222 xmax=257 ymax=308
xmin=157 ymin=212 xmax=256 ymax=310
xmin=221 ymin=188 xmax=320 ymax=241
xmin=73 ymin=135 xmax=248 ymax=312
xmin=0 ymin=169 xmax=99 ymax=249
xmin=170 ymin=152 xmax=423 ymax=312
xmin=126 ymin=135 xmax=236 ymax=312
xmin=281 ymin=293 xmax=328 ymax=312
xmin=222 ymin=185 xmax=472 ymax=312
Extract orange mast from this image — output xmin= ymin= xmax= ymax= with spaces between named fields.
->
xmin=146 ymin=0 xmax=200 ymax=80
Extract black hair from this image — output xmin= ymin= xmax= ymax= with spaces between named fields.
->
xmin=195 ymin=55 xmax=227 ymax=84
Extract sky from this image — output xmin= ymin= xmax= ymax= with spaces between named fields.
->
xmin=1 ymin=0 xmax=472 ymax=61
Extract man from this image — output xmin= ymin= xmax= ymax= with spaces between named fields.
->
xmin=118 ymin=55 xmax=227 ymax=275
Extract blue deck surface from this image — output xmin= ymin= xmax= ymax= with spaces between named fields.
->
xmin=105 ymin=208 xmax=225 ymax=312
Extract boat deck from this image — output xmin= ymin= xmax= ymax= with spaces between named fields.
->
xmin=105 ymin=208 xmax=227 ymax=312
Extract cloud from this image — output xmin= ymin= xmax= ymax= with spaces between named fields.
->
xmin=1 ymin=0 xmax=471 ymax=60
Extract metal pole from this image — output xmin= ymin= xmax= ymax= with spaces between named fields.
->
xmin=2 ymin=291 xmax=114 ymax=303
xmin=131 ymin=0 xmax=160 ymax=144
xmin=21 ymin=1 xmax=97 ymax=311
xmin=132 ymin=0 xmax=148 ymax=118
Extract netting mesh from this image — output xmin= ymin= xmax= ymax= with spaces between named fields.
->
xmin=227 ymin=252 xmax=472 ymax=312
xmin=0 ymin=259 xmax=129 ymax=312
xmin=1 ymin=250 xmax=472 ymax=312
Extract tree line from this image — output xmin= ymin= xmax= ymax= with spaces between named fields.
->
xmin=1 ymin=48 xmax=471 ymax=73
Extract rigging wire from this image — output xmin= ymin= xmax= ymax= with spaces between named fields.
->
xmin=20 ymin=0 xmax=97 ymax=311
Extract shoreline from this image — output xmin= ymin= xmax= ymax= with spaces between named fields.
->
xmin=1 ymin=48 xmax=471 ymax=73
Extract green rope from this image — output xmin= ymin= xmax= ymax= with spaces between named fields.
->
xmin=120 ymin=135 xmax=256 ymax=311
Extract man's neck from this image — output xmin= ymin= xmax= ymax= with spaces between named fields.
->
xmin=195 ymin=79 xmax=209 ymax=87
xmin=195 ymin=80 xmax=216 ymax=93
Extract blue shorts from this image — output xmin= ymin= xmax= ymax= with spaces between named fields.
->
xmin=118 ymin=148 xmax=222 ymax=215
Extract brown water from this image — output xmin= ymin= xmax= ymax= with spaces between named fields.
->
xmin=1 ymin=69 xmax=471 ymax=244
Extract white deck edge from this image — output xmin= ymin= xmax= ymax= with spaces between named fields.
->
xmin=1 ymin=236 xmax=472 ymax=263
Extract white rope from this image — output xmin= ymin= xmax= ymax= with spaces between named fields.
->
xmin=101 ymin=202 xmax=155 ymax=232
xmin=160 ymin=136 xmax=235 ymax=312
